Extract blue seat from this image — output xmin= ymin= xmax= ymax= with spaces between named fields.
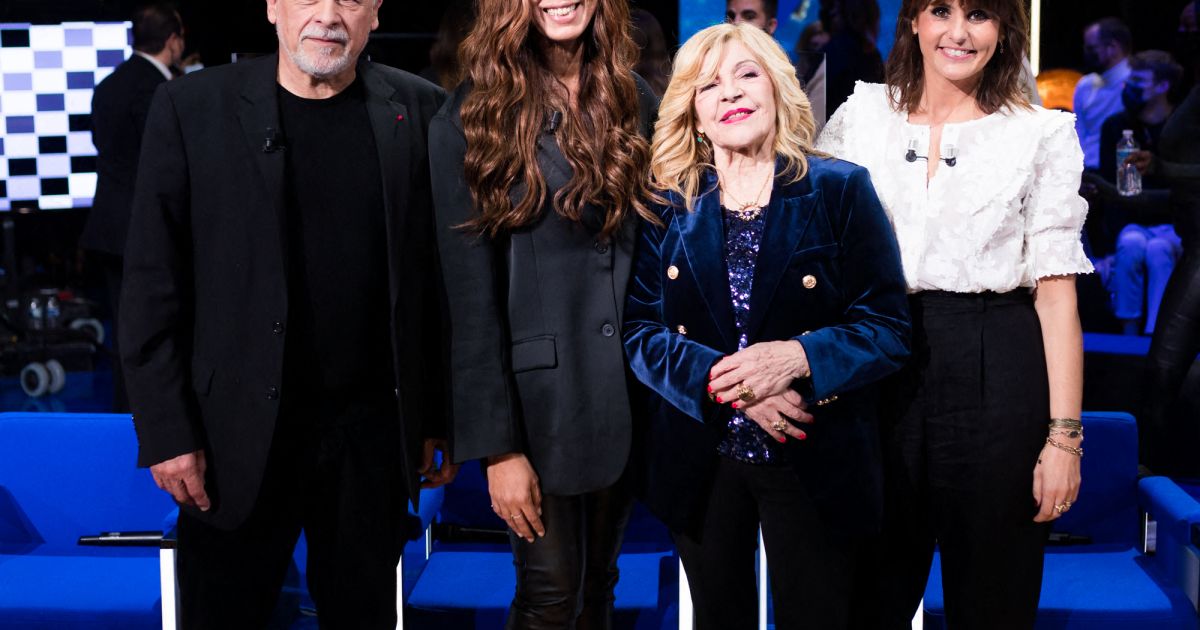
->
xmin=0 ymin=412 xmax=176 ymax=629
xmin=1139 ymin=477 xmax=1200 ymax=617
xmin=923 ymin=412 xmax=1199 ymax=629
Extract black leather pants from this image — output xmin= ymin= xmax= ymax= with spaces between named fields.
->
xmin=505 ymin=481 xmax=633 ymax=630
xmin=1141 ymin=248 xmax=1200 ymax=472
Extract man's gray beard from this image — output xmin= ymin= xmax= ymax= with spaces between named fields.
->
xmin=279 ymin=30 xmax=354 ymax=78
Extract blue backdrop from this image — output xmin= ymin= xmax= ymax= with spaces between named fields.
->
xmin=679 ymin=0 xmax=904 ymax=60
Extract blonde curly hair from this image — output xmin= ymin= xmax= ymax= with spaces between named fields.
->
xmin=651 ymin=23 xmax=818 ymax=212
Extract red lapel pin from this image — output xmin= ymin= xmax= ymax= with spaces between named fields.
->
xmin=396 ymin=114 xmax=404 ymax=122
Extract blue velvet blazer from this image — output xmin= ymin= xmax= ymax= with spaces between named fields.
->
xmin=623 ymin=156 xmax=910 ymax=535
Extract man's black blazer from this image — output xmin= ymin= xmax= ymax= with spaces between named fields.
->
xmin=81 ymin=54 xmax=167 ymax=256
xmin=120 ymin=54 xmax=447 ymax=530
xmin=429 ymin=78 xmax=657 ymax=495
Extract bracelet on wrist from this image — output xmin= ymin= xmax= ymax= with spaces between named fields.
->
xmin=1046 ymin=436 xmax=1083 ymax=457
xmin=1049 ymin=428 xmax=1084 ymax=440
xmin=1049 ymin=417 xmax=1083 ymax=428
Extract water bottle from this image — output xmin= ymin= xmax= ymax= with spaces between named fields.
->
xmin=27 ymin=297 xmax=44 ymax=330
xmin=45 ymin=295 xmax=61 ymax=328
xmin=1116 ymin=129 xmax=1142 ymax=197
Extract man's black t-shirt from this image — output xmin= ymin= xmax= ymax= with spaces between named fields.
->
xmin=277 ymin=78 xmax=396 ymax=421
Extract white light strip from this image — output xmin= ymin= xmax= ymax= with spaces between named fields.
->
xmin=1031 ymin=0 xmax=1042 ymax=75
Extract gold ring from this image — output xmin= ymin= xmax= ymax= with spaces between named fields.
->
xmin=1054 ymin=503 xmax=1070 ymax=513
xmin=771 ymin=419 xmax=787 ymax=432
xmin=736 ymin=383 xmax=756 ymax=403
xmin=510 ymin=513 xmax=522 ymax=520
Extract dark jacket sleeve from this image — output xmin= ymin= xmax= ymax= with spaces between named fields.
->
xmin=622 ymin=207 xmax=725 ymax=423
xmin=793 ymin=166 xmax=910 ymax=402
xmin=414 ymin=83 xmax=451 ymax=442
xmin=119 ymin=83 xmax=205 ymax=467
xmin=429 ymin=98 xmax=523 ymax=463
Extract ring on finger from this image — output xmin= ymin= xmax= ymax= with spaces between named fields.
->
xmin=510 ymin=513 xmax=522 ymax=520
xmin=736 ymin=383 xmax=756 ymax=403
xmin=771 ymin=419 xmax=787 ymax=432
xmin=1054 ymin=503 xmax=1070 ymax=513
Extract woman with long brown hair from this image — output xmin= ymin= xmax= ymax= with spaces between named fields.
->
xmin=817 ymin=0 xmax=1089 ymax=626
xmin=429 ymin=0 xmax=658 ymax=626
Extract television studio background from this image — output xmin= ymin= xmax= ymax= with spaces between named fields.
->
xmin=0 ymin=0 xmax=1198 ymax=629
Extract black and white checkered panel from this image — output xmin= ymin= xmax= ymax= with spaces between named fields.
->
xmin=0 ymin=21 xmax=131 ymax=211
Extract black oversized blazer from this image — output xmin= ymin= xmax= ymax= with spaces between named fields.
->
xmin=120 ymin=54 xmax=447 ymax=530
xmin=430 ymin=78 xmax=658 ymax=495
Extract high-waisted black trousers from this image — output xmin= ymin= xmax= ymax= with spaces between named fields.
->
xmin=855 ymin=291 xmax=1051 ymax=629
xmin=674 ymin=457 xmax=860 ymax=630
xmin=505 ymin=480 xmax=633 ymax=630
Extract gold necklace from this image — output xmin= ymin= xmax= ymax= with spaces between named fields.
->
xmin=719 ymin=167 xmax=773 ymax=221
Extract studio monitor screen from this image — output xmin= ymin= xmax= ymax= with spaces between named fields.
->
xmin=0 ymin=21 xmax=131 ymax=212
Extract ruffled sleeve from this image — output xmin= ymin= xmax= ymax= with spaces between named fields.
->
xmin=1023 ymin=112 xmax=1095 ymax=282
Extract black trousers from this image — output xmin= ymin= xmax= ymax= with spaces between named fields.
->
xmin=1141 ymin=248 xmax=1200 ymax=473
xmin=506 ymin=480 xmax=633 ymax=630
xmin=674 ymin=457 xmax=860 ymax=630
xmin=176 ymin=408 xmax=407 ymax=630
xmin=855 ymin=291 xmax=1051 ymax=629
xmin=95 ymin=252 xmax=129 ymax=412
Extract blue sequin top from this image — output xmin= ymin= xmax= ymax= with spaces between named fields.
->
xmin=715 ymin=206 xmax=779 ymax=464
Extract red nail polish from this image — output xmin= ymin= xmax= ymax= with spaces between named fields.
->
xmin=776 ymin=436 xmax=787 ymax=443
xmin=715 ymin=396 xmax=723 ymax=403
xmin=731 ymin=402 xmax=739 ymax=409
xmin=799 ymin=434 xmax=807 ymax=440
xmin=707 ymin=385 xmax=713 ymax=393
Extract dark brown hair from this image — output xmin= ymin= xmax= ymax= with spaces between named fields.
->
xmin=458 ymin=0 xmax=656 ymax=239
xmin=885 ymin=0 xmax=1031 ymax=114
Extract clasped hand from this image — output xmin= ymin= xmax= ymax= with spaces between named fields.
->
xmin=708 ymin=340 xmax=815 ymax=442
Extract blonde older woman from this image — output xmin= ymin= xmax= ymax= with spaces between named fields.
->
xmin=622 ymin=23 xmax=910 ymax=628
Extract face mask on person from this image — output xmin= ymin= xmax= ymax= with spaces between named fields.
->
xmin=1121 ymin=83 xmax=1148 ymax=115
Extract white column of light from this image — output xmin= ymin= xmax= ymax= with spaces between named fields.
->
xmin=758 ymin=528 xmax=768 ymax=629
xmin=160 ymin=547 xmax=179 ymax=630
xmin=395 ymin=556 xmax=404 ymax=630
xmin=1030 ymin=0 xmax=1042 ymax=75
xmin=679 ymin=558 xmax=695 ymax=630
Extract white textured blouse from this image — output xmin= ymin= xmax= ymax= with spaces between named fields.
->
xmin=816 ymin=82 xmax=1094 ymax=294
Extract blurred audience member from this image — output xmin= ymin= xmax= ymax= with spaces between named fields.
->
xmin=79 ymin=2 xmax=184 ymax=412
xmin=794 ymin=20 xmax=829 ymax=85
xmin=794 ymin=19 xmax=831 ymax=129
xmin=420 ymin=0 xmax=474 ymax=91
xmin=631 ymin=8 xmax=670 ymax=96
xmin=1074 ymin=17 xmax=1132 ymax=171
xmin=1105 ymin=51 xmax=1184 ymax=336
xmin=726 ymin=0 xmax=778 ymax=34
xmin=819 ymin=0 xmax=884 ymax=116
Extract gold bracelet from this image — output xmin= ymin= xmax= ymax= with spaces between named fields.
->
xmin=1049 ymin=418 xmax=1083 ymax=430
xmin=1046 ymin=436 xmax=1083 ymax=457
xmin=1049 ymin=427 xmax=1084 ymax=440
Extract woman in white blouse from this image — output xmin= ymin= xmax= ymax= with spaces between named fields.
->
xmin=816 ymin=0 xmax=1090 ymax=627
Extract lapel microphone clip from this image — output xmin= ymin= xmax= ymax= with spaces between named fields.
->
xmin=262 ymin=127 xmax=286 ymax=154
xmin=904 ymin=139 xmax=958 ymax=167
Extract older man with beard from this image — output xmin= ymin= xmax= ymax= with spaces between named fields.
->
xmin=119 ymin=0 xmax=455 ymax=626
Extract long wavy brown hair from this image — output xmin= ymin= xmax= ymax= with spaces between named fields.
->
xmin=458 ymin=0 xmax=656 ymax=239
xmin=886 ymin=0 xmax=1031 ymax=114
